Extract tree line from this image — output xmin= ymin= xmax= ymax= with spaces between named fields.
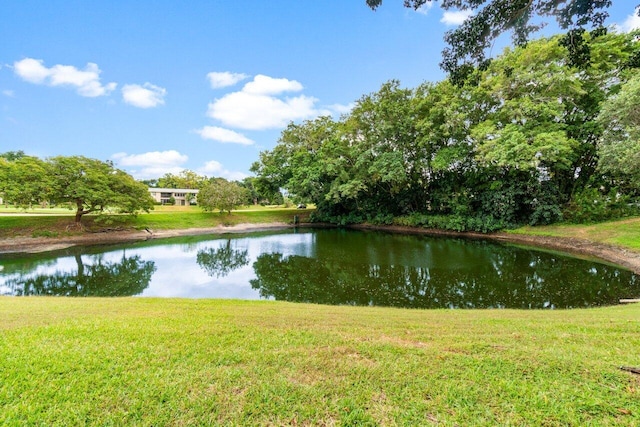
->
xmin=0 ymin=153 xmax=286 ymax=222
xmin=144 ymin=169 xmax=284 ymax=209
xmin=0 ymin=153 xmax=154 ymax=224
xmin=251 ymin=31 xmax=640 ymax=231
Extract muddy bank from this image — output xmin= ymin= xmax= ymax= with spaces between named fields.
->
xmin=1 ymin=222 xmax=640 ymax=275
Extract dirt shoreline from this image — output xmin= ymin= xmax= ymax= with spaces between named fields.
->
xmin=0 ymin=223 xmax=291 ymax=255
xmin=1 ymin=222 xmax=640 ymax=275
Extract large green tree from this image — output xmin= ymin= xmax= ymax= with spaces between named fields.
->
xmin=48 ymin=156 xmax=154 ymax=224
xmin=252 ymin=31 xmax=640 ymax=230
xmin=251 ymin=116 xmax=341 ymax=209
xmin=156 ymin=170 xmax=207 ymax=189
xmin=0 ymin=155 xmax=51 ymax=208
xmin=198 ymin=178 xmax=249 ymax=214
xmin=240 ymin=176 xmax=284 ymax=205
xmin=597 ymin=73 xmax=640 ymax=188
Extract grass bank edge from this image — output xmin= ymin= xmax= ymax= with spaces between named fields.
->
xmin=508 ymin=217 xmax=640 ymax=251
xmin=2 ymin=207 xmax=640 ymax=253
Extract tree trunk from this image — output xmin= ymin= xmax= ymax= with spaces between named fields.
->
xmin=75 ymin=200 xmax=84 ymax=224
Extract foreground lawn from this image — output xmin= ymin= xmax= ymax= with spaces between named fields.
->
xmin=510 ymin=217 xmax=640 ymax=251
xmin=1 ymin=298 xmax=639 ymax=425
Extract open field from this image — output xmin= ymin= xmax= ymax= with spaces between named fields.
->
xmin=0 ymin=206 xmax=312 ymax=239
xmin=130 ymin=207 xmax=310 ymax=230
xmin=1 ymin=298 xmax=639 ymax=426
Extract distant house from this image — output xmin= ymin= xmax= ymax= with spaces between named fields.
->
xmin=148 ymin=188 xmax=199 ymax=206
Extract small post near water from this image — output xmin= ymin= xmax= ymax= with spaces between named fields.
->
xmin=293 ymin=215 xmax=299 ymax=225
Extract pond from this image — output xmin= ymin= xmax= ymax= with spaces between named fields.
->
xmin=1 ymin=229 xmax=638 ymax=309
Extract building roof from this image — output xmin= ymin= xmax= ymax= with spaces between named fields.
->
xmin=148 ymin=188 xmax=200 ymax=193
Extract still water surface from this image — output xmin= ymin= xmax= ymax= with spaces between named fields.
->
xmin=1 ymin=229 xmax=638 ymax=309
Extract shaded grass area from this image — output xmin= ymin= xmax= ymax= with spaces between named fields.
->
xmin=0 ymin=207 xmax=311 ymax=238
xmin=1 ymin=298 xmax=639 ymax=425
xmin=510 ymin=217 xmax=640 ymax=251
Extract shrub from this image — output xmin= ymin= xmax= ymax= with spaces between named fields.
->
xmin=563 ymin=188 xmax=639 ymax=223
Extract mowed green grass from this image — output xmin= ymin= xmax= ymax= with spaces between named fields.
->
xmin=1 ymin=298 xmax=639 ymax=425
xmin=131 ymin=207 xmax=311 ymax=230
xmin=510 ymin=217 xmax=640 ymax=251
xmin=0 ymin=206 xmax=311 ymax=238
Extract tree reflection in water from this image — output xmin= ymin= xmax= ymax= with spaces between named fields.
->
xmin=250 ymin=249 xmax=639 ymax=309
xmin=196 ymin=240 xmax=249 ymax=278
xmin=1 ymin=229 xmax=638 ymax=306
xmin=4 ymin=251 xmax=156 ymax=296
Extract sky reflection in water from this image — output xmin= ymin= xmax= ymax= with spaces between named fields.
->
xmin=0 ymin=229 xmax=638 ymax=309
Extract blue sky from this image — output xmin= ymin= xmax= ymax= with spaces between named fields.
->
xmin=1 ymin=1 xmax=639 ymax=181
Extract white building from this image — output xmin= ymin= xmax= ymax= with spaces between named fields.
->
xmin=148 ymin=188 xmax=199 ymax=206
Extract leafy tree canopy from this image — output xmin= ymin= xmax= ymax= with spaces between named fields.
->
xmin=0 ymin=155 xmax=51 ymax=208
xmin=156 ymin=170 xmax=207 ymax=189
xmin=253 ymin=31 xmax=640 ymax=229
xmin=0 ymin=155 xmax=155 ymax=224
xmin=198 ymin=178 xmax=249 ymax=214
xmin=367 ymin=0 xmax=639 ymax=81
xmin=0 ymin=151 xmax=26 ymax=161
xmin=48 ymin=156 xmax=155 ymax=224
xmin=597 ymin=73 xmax=640 ymax=187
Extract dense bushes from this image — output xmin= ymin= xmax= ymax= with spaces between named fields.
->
xmin=563 ymin=188 xmax=640 ymax=223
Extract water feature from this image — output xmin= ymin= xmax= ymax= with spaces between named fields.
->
xmin=1 ymin=229 xmax=638 ymax=309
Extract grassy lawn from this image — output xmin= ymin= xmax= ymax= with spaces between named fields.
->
xmin=1 ymin=213 xmax=639 ymax=424
xmin=130 ymin=207 xmax=311 ymax=230
xmin=0 ymin=206 xmax=312 ymax=238
xmin=1 ymin=298 xmax=638 ymax=425
xmin=510 ymin=217 xmax=640 ymax=251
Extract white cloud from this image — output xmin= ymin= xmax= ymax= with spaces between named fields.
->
xmin=203 ymin=73 xmax=349 ymax=132
xmin=122 ymin=83 xmax=166 ymax=108
xmin=207 ymin=71 xmax=248 ymax=89
xmin=208 ymin=91 xmax=318 ymax=130
xmin=416 ymin=1 xmax=434 ymax=15
xmin=620 ymin=8 xmax=640 ymax=32
xmin=112 ymin=150 xmax=187 ymax=179
xmin=113 ymin=150 xmax=187 ymax=167
xmin=441 ymin=10 xmax=473 ymax=26
xmin=195 ymin=126 xmax=254 ymax=145
xmin=13 ymin=58 xmax=116 ymax=97
xmin=13 ymin=58 xmax=51 ymax=84
xmin=242 ymin=74 xmax=303 ymax=95
xmin=2 ymin=90 xmax=14 ymax=97
xmin=199 ymin=160 xmax=248 ymax=181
